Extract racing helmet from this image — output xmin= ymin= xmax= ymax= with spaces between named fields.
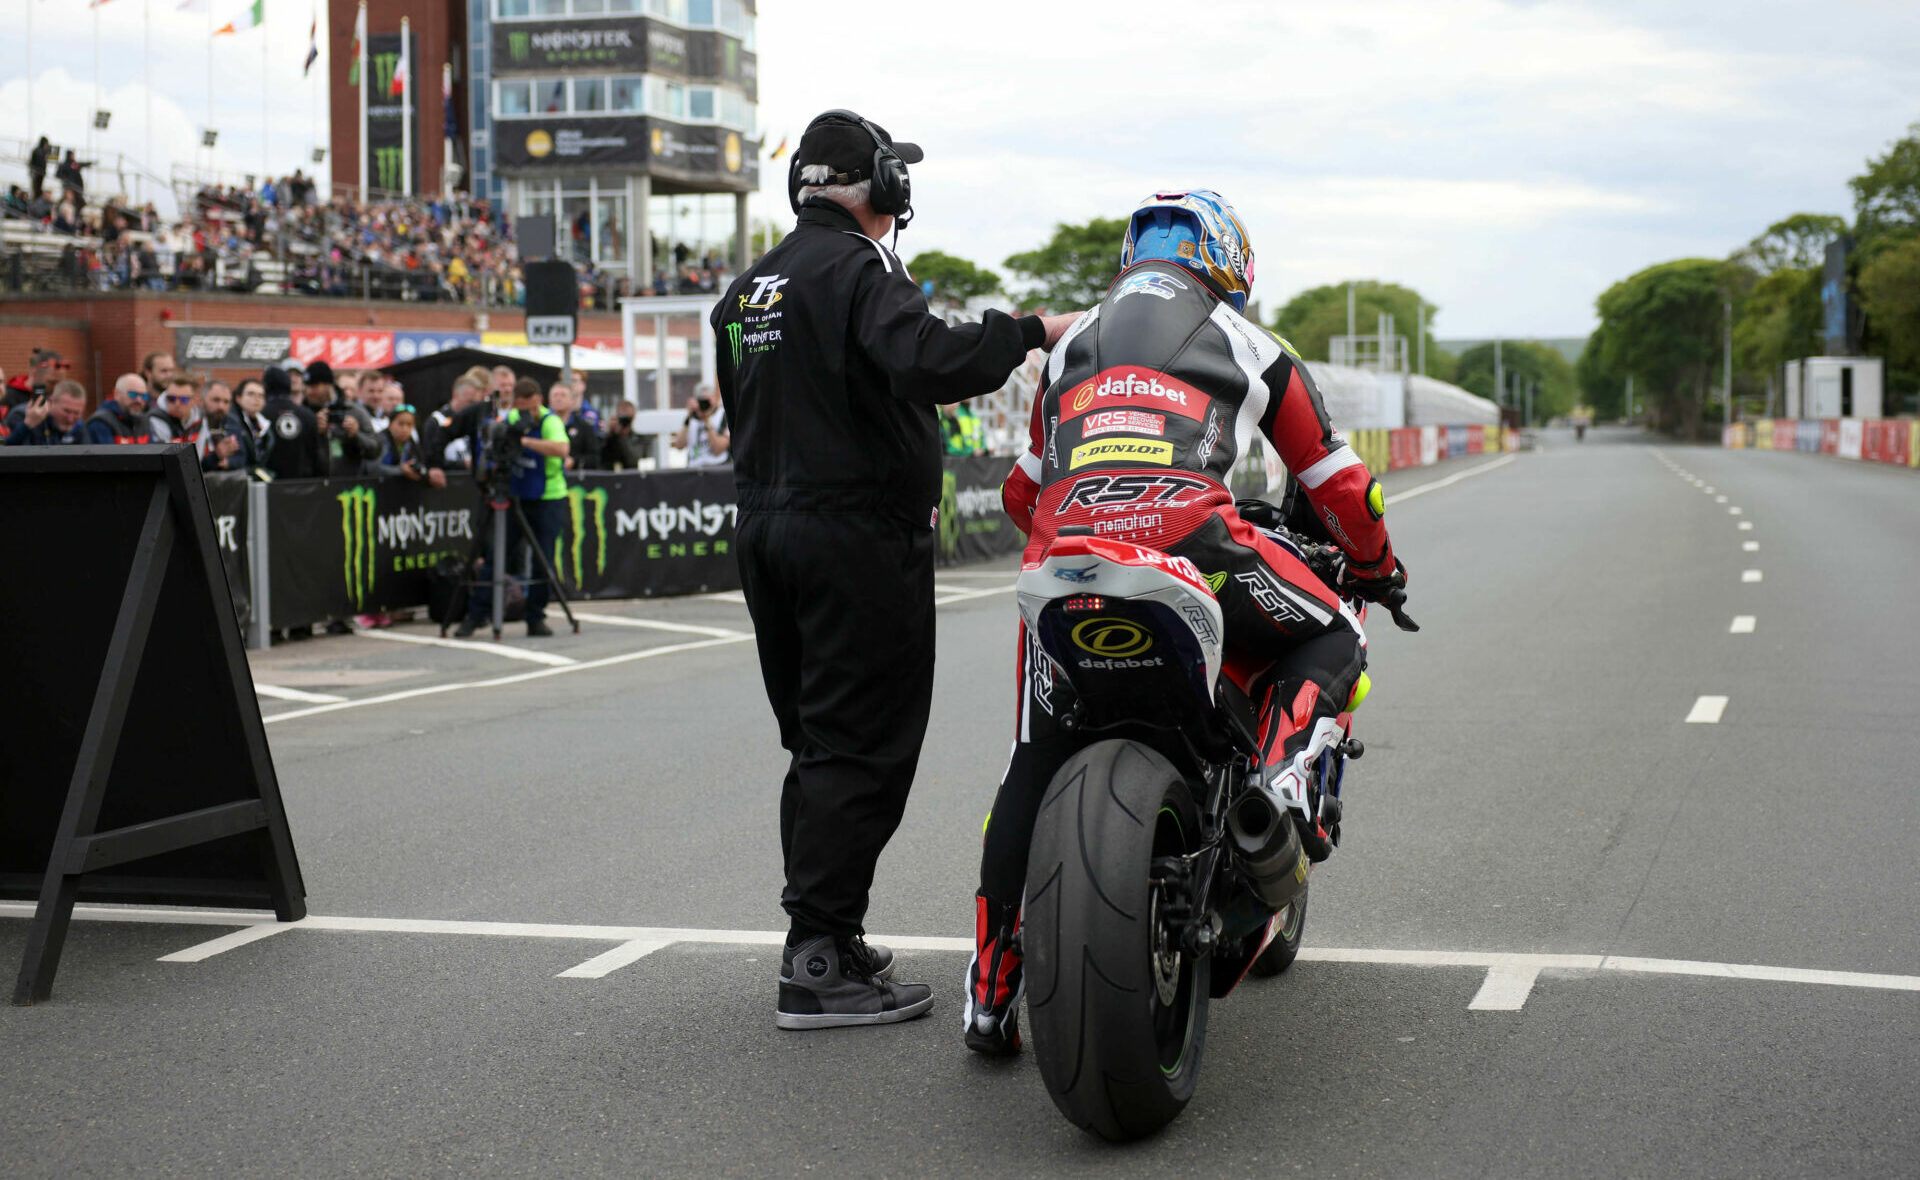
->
xmin=1119 ymin=189 xmax=1255 ymax=312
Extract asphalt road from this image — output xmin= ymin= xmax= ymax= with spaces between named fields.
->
xmin=5 ymin=426 xmax=1919 ymax=1177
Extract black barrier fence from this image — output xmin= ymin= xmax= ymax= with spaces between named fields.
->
xmin=233 ymin=456 xmax=1027 ymax=636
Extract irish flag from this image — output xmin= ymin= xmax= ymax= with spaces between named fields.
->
xmin=214 ymin=0 xmax=264 ymax=35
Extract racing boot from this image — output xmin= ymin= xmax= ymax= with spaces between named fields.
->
xmin=776 ymin=935 xmax=931 ymax=1030
xmin=1259 ymin=681 xmax=1349 ymax=862
xmin=962 ymin=894 xmax=1024 ymax=1056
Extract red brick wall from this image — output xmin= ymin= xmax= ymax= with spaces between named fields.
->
xmin=0 ymin=316 xmax=97 ymax=404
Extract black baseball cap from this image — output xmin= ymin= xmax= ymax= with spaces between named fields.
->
xmin=795 ymin=109 xmax=922 ymax=184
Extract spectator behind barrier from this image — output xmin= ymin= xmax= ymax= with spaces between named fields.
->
xmin=423 ymin=372 xmax=484 ymax=487
xmin=549 ymin=380 xmax=602 ymax=471
xmin=85 ymin=373 xmax=152 ymax=444
xmin=233 ymin=377 xmax=274 ymax=468
xmin=262 ymin=366 xmax=326 ymax=479
xmin=374 ymin=408 xmax=429 ymax=481
xmin=197 ymin=379 xmax=262 ymax=474
xmin=306 ymin=360 xmax=379 ymax=477
xmin=149 ymin=374 xmax=202 ymax=445
xmin=602 ymin=399 xmax=650 ymax=470
xmin=3 ymin=379 xmax=89 ymax=446
xmin=4 ymin=348 xmax=70 ymax=411
xmin=672 ymin=385 xmax=729 ymax=467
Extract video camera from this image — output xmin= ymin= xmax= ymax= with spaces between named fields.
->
xmin=477 ymin=409 xmax=532 ymax=497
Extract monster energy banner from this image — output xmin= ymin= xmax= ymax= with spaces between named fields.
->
xmin=266 ymin=475 xmax=477 ymax=628
xmin=365 ymin=33 xmax=421 ymax=195
xmin=546 ymin=468 xmax=738 ymax=599
xmin=205 ymin=471 xmax=252 ymax=630
xmin=937 ymin=455 xmax=1025 ymax=567
xmin=492 ymin=16 xmax=647 ymax=73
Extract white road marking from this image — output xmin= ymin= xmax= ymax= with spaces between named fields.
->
xmin=933 ymin=584 xmax=1017 ymax=606
xmin=1730 ymin=616 xmax=1757 ymax=634
xmin=1704 ymin=486 xmax=1715 ymax=493
xmin=1469 ymin=966 xmax=1543 ymax=1011
xmin=1739 ymin=520 xmax=1754 ymax=531
xmin=358 ymin=629 xmax=577 ymax=667
xmin=693 ymin=590 xmax=750 ymax=604
xmin=1729 ymin=506 xmax=1743 ymax=515
xmin=1743 ymin=541 xmax=1759 ymax=552
xmin=1686 ymin=695 xmax=1729 ymax=723
xmin=1742 ymin=569 xmax=1763 ymax=583
xmin=556 ymin=938 xmax=677 ymax=979
xmin=252 ymin=683 xmax=348 ymax=704
xmin=1384 ymin=454 xmax=1519 ymax=505
xmin=569 ymin=612 xmax=747 ymax=639
xmin=261 ymin=635 xmax=756 ymax=723
xmin=1715 ymin=495 xmax=1728 ymax=503
xmin=12 ymin=904 xmax=1920 ymax=1012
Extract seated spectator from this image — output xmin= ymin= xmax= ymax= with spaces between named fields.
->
xmin=373 ymin=407 xmax=429 ymax=481
xmin=3 ymin=380 xmax=89 ymax=446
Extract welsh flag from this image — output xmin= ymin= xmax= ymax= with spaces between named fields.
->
xmin=214 ymin=0 xmax=264 ymax=35
xmin=347 ymin=3 xmax=365 ymax=85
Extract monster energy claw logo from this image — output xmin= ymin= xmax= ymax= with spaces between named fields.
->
xmin=553 ymin=486 xmax=610 ymax=587
xmin=726 ymin=322 xmax=744 ymax=366
xmin=508 ymin=32 xmax=530 ymax=62
xmin=939 ymin=471 xmax=959 ymax=558
xmin=338 ymin=486 xmax=377 ymax=610
xmin=374 ymin=147 xmax=404 ymax=193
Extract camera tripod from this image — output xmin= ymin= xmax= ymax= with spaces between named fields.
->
xmin=442 ymin=488 xmax=581 ymax=641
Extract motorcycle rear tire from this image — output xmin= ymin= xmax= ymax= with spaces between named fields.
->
xmin=1246 ymin=881 xmax=1309 ymax=978
xmin=1025 ymin=739 xmax=1211 ymax=1142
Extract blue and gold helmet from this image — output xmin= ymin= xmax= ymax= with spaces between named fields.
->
xmin=1119 ymin=189 xmax=1255 ymax=312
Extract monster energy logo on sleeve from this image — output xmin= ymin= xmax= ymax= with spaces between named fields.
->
xmin=553 ymin=485 xmax=610 ymax=586
xmin=338 ymin=486 xmax=377 ymax=610
xmin=726 ymin=322 xmax=744 ymax=366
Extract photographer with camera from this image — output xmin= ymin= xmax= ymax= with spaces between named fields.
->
xmin=453 ymin=377 xmax=571 ymax=639
xmin=603 ymin=399 xmax=650 ymax=470
xmin=671 ymin=385 xmax=729 ymax=467
xmin=3 ymin=380 xmax=89 ymax=446
xmin=304 ymin=360 xmax=381 ymax=477
xmin=373 ymin=407 xmax=430 ymax=482
xmin=196 ymin=379 xmax=263 ymax=474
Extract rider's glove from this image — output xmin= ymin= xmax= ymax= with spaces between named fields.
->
xmin=1341 ymin=554 xmax=1407 ymax=603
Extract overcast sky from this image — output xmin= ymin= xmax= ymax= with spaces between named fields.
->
xmin=4 ymin=0 xmax=1916 ymax=337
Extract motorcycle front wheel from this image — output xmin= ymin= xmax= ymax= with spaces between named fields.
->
xmin=1024 ymin=739 xmax=1210 ymax=1142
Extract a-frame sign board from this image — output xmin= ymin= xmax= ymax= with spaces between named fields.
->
xmin=0 ymin=446 xmax=305 ymax=1004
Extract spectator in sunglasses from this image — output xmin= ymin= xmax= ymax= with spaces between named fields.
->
xmin=148 ymin=375 xmax=203 ymax=445
xmin=85 ymin=373 xmax=152 ymax=444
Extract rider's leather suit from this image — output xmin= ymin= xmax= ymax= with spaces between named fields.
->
xmin=966 ymin=260 xmax=1400 ymax=1036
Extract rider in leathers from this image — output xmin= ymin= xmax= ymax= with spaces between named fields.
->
xmin=964 ymin=190 xmax=1408 ymax=1055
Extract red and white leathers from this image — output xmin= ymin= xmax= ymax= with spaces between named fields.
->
xmin=967 ymin=260 xmax=1401 ymax=1048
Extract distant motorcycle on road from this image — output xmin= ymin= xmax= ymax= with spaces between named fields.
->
xmin=1015 ymin=517 xmax=1417 ymax=1141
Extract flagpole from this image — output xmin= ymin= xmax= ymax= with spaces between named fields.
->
xmin=400 ymin=16 xmax=412 ymax=199
xmin=91 ymin=2 xmax=100 ymax=162
xmin=26 ymin=0 xmax=32 ymax=143
xmin=262 ymin=5 xmax=269 ymax=184
xmin=145 ymin=0 xmax=152 ymax=192
xmin=357 ymin=3 xmax=368 ymax=203
xmin=206 ymin=0 xmax=214 ymax=181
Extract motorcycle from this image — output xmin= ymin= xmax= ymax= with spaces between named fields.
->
xmin=1015 ymin=517 xmax=1416 ymax=1141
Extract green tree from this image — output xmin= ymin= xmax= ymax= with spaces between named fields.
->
xmin=1734 ymin=213 xmax=1850 ymax=274
xmin=1453 ymin=339 xmax=1577 ymax=422
xmin=1002 ymin=217 xmax=1130 ymax=311
xmin=1849 ymin=121 xmax=1920 ymax=247
xmin=1857 ymin=234 xmax=1920 ymax=400
xmin=1849 ymin=124 xmax=1920 ymax=411
xmin=1732 ymin=266 xmax=1823 ymax=401
xmin=1582 ymin=258 xmax=1741 ymax=438
xmin=1268 ymin=280 xmax=1454 ymax=378
xmin=908 ymin=250 xmax=1003 ymax=306
xmin=1576 ymin=323 xmax=1629 ymax=420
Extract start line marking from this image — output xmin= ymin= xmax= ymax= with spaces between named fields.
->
xmin=7 ymin=903 xmax=1918 ymax=1014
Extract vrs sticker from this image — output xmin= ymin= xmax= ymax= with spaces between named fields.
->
xmin=1068 ymin=438 xmax=1175 ymax=470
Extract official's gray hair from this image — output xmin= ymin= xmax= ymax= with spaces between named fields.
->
xmin=797 ymin=163 xmax=872 ymax=212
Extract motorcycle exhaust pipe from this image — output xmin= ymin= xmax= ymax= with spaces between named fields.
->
xmin=1227 ymin=787 xmax=1310 ymax=911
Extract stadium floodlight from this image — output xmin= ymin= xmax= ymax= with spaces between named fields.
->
xmin=203 ymin=130 xmax=219 ymax=148
xmin=93 ymin=110 xmax=111 ymax=130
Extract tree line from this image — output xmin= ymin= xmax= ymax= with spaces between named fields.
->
xmin=908 ymin=223 xmax=1579 ymax=419
xmin=1577 ymin=123 xmax=1920 ymax=436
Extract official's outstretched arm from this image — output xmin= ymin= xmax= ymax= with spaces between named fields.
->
xmin=850 ymin=250 xmax=1046 ymax=405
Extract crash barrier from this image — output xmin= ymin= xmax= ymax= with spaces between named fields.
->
xmin=211 ymin=453 xmax=1028 ymax=644
xmin=1229 ymin=425 xmax=1517 ymax=501
xmin=0 ymin=446 xmax=305 ymax=1004
xmin=1722 ymin=419 xmax=1917 ymax=469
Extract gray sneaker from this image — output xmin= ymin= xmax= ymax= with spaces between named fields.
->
xmin=777 ymin=935 xmax=932 ymax=1030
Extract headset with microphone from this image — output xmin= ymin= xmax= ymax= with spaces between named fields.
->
xmin=787 ymin=109 xmax=913 ymax=230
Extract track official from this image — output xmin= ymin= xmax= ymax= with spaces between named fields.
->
xmin=713 ymin=109 xmax=1078 ymax=1029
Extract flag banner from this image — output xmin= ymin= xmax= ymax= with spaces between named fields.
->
xmin=304 ymin=17 xmax=318 ymax=75
xmin=214 ymin=0 xmax=263 ymax=35
xmin=767 ymin=135 xmax=788 ymax=160
xmin=364 ymin=32 xmax=420 ymax=192
xmin=347 ymin=3 xmax=365 ymax=85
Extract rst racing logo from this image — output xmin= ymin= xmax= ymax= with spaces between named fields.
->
xmin=1057 ymin=472 xmax=1216 ymax=511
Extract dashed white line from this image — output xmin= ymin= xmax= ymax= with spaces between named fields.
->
xmin=556 ymin=937 xmax=677 ymax=979
xmin=252 ymin=683 xmax=348 ymax=704
xmin=1739 ymin=521 xmax=1754 ymax=531
xmin=357 ymin=628 xmax=577 ymax=667
xmin=1729 ymin=506 xmax=1743 ymax=515
xmin=1730 ymin=616 xmax=1756 ymax=634
xmin=1742 ymin=569 xmax=1763 ymax=583
xmin=1384 ymin=453 xmax=1519 ymax=505
xmin=1704 ymin=486 xmax=1716 ymax=493
xmin=1686 ymin=695 xmax=1730 ymax=723
xmin=1469 ymin=966 xmax=1544 ymax=1011
xmin=1715 ymin=495 xmax=1728 ymax=503
xmin=1743 ymin=541 xmax=1759 ymax=552
xmin=569 ymin=612 xmax=747 ymax=639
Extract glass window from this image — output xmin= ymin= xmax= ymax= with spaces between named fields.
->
xmin=574 ymin=78 xmax=606 ymax=112
xmin=608 ymin=76 xmax=643 ymax=112
xmin=718 ymin=0 xmax=747 ymax=37
xmin=497 ymin=80 xmax=531 ymax=116
xmin=473 ymin=146 xmax=489 ymax=176
xmin=575 ymin=0 xmax=606 ymax=11
xmin=718 ymin=90 xmax=753 ymax=132
xmin=526 ymin=188 xmax=557 ymax=219
xmin=607 ymin=0 xmax=641 ymax=9
xmin=596 ymin=193 xmax=628 ymax=264
xmin=537 ymin=78 xmax=568 ymax=114
xmin=496 ymin=0 xmax=529 ymax=17
xmin=686 ymin=0 xmax=714 ymax=26
xmin=532 ymin=0 xmax=566 ymax=14
xmin=686 ymin=87 xmax=714 ymax=122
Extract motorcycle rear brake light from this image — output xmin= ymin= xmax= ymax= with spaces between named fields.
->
xmin=1063 ymin=595 xmax=1106 ymax=612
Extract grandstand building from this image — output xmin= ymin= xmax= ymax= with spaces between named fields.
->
xmin=331 ymin=1 xmax=757 ymax=278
